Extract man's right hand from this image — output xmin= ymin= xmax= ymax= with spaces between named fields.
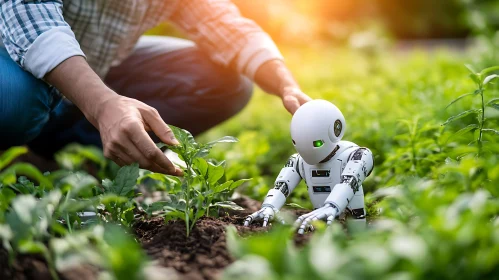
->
xmin=94 ymin=95 xmax=183 ymax=176
xmin=45 ymin=56 xmax=182 ymax=176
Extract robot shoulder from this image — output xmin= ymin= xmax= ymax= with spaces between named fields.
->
xmin=336 ymin=141 xmax=374 ymax=161
xmin=284 ymin=153 xmax=300 ymax=168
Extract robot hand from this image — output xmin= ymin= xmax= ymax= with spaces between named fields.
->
xmin=244 ymin=206 xmax=281 ymax=227
xmin=294 ymin=203 xmax=338 ymax=234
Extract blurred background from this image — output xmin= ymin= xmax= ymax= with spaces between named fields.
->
xmin=151 ymin=0 xmax=499 ymax=43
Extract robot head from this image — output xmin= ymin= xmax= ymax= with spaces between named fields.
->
xmin=290 ymin=100 xmax=346 ymax=165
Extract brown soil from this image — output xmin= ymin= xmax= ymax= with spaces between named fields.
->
xmin=0 ymin=197 xmax=321 ymax=280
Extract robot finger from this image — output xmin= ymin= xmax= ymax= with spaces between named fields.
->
xmin=263 ymin=214 xmax=270 ymax=227
xmin=326 ymin=215 xmax=335 ymax=225
xmin=275 ymin=214 xmax=286 ymax=225
xmin=295 ymin=211 xmax=314 ymax=226
xmin=243 ymin=211 xmax=261 ymax=226
xmin=298 ymin=217 xmax=314 ymax=235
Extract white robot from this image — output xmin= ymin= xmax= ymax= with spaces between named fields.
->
xmin=244 ymin=100 xmax=374 ymax=234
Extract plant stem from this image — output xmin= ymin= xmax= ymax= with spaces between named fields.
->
xmin=185 ymin=163 xmax=191 ymax=237
xmin=478 ymin=86 xmax=485 ymax=156
xmin=64 ymin=190 xmax=72 ymax=233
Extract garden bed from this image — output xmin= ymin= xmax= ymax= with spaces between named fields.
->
xmin=0 ymin=196 xmax=315 ymax=280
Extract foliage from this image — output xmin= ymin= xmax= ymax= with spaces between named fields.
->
xmin=0 ymin=147 xmax=148 ymax=280
xmin=154 ymin=126 xmax=249 ymax=236
xmin=443 ymin=64 xmax=499 ymax=156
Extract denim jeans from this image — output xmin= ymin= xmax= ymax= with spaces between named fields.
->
xmin=0 ymin=36 xmax=253 ymax=157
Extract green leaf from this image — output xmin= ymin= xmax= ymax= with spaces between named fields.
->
xmin=194 ymin=158 xmax=209 ymax=177
xmin=445 ymin=93 xmax=476 ymax=109
xmin=0 ymin=163 xmax=53 ymax=190
xmin=18 ymin=240 xmax=49 ymax=255
xmin=0 ymin=187 xmax=16 ymax=211
xmin=285 ymin=203 xmax=307 ymax=209
xmin=464 ymin=64 xmax=478 ymax=74
xmin=112 ymin=163 xmax=140 ymax=196
xmin=206 ymin=136 xmax=239 ymax=146
xmin=449 ymin=124 xmax=479 ymax=140
xmin=479 ymin=65 xmax=499 ymax=75
xmin=213 ymin=180 xmax=233 ymax=194
xmin=469 ymin=73 xmax=480 ymax=85
xmin=170 ymin=125 xmax=197 ymax=148
xmin=442 ymin=109 xmax=480 ymax=126
xmin=207 ymin=161 xmax=225 ymax=185
xmin=482 ymin=129 xmax=499 ymax=136
xmin=0 ymin=147 xmax=28 ymax=170
xmin=212 ymin=201 xmax=244 ymax=211
xmin=487 ymin=98 xmax=499 ymax=111
xmin=228 ymin=179 xmax=252 ymax=191
xmin=483 ymin=74 xmax=499 ymax=85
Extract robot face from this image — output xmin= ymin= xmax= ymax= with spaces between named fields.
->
xmin=290 ymin=100 xmax=346 ymax=165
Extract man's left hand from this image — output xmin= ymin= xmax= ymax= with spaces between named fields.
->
xmin=281 ymin=87 xmax=312 ymax=114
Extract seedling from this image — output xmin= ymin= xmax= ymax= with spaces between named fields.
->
xmin=156 ymin=126 xmax=250 ymax=236
xmin=444 ymin=64 xmax=499 ymax=155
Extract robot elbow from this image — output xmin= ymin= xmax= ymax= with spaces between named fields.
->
xmin=349 ymin=148 xmax=374 ymax=177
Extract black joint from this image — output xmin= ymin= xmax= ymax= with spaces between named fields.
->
xmin=350 ymin=208 xmax=365 ymax=219
xmin=274 ymin=181 xmax=290 ymax=197
xmin=350 ymin=148 xmax=366 ymax=161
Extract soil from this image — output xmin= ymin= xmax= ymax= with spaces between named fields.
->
xmin=0 ymin=196 xmax=323 ymax=280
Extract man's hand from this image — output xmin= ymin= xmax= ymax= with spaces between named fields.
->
xmin=244 ymin=205 xmax=279 ymax=227
xmin=294 ymin=204 xmax=338 ymax=234
xmin=254 ymin=60 xmax=312 ymax=114
xmin=45 ymin=56 xmax=182 ymax=176
xmin=281 ymin=87 xmax=312 ymax=115
xmin=94 ymin=95 xmax=183 ymax=175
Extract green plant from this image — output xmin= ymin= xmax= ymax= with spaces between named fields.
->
xmin=444 ymin=64 xmax=499 ymax=155
xmin=154 ymin=126 xmax=250 ymax=236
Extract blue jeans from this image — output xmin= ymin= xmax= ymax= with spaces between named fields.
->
xmin=0 ymin=36 xmax=253 ymax=157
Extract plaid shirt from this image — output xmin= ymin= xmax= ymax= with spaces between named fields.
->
xmin=0 ymin=0 xmax=282 ymax=79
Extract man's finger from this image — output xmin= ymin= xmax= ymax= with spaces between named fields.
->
xmin=297 ymin=91 xmax=312 ymax=103
xmin=125 ymin=122 xmax=177 ymax=175
xmin=283 ymin=96 xmax=300 ymax=115
xmin=142 ymin=107 xmax=180 ymax=146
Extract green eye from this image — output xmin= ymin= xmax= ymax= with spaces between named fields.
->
xmin=313 ymin=140 xmax=324 ymax=148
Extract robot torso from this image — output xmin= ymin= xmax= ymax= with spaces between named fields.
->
xmin=295 ymin=140 xmax=361 ymax=209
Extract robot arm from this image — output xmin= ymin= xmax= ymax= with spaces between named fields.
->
xmin=295 ymin=148 xmax=374 ymax=234
xmin=244 ymin=154 xmax=302 ymax=227
xmin=324 ymin=147 xmax=374 ymax=216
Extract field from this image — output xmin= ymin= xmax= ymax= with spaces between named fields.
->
xmin=1 ymin=41 xmax=499 ymax=280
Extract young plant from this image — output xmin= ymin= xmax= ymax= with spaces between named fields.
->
xmin=100 ymin=163 xmax=141 ymax=227
xmin=155 ymin=126 xmax=249 ymax=236
xmin=444 ymin=64 xmax=499 ymax=155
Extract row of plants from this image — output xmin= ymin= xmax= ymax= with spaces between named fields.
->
xmin=0 ymin=127 xmax=248 ymax=279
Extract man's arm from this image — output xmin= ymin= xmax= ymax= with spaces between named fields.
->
xmin=0 ymin=1 xmax=182 ymax=175
xmin=0 ymin=0 xmax=84 ymax=78
xmin=167 ymin=0 xmax=311 ymax=114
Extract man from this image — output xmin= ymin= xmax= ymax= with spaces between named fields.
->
xmin=0 ymin=0 xmax=311 ymax=176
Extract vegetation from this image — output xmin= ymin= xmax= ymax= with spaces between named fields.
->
xmin=2 ymin=10 xmax=499 ymax=279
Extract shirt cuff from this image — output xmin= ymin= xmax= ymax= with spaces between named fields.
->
xmin=24 ymin=26 xmax=86 ymax=79
xmin=236 ymin=33 xmax=284 ymax=80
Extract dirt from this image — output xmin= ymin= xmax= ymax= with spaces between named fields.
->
xmin=0 ymin=196 xmax=321 ymax=280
